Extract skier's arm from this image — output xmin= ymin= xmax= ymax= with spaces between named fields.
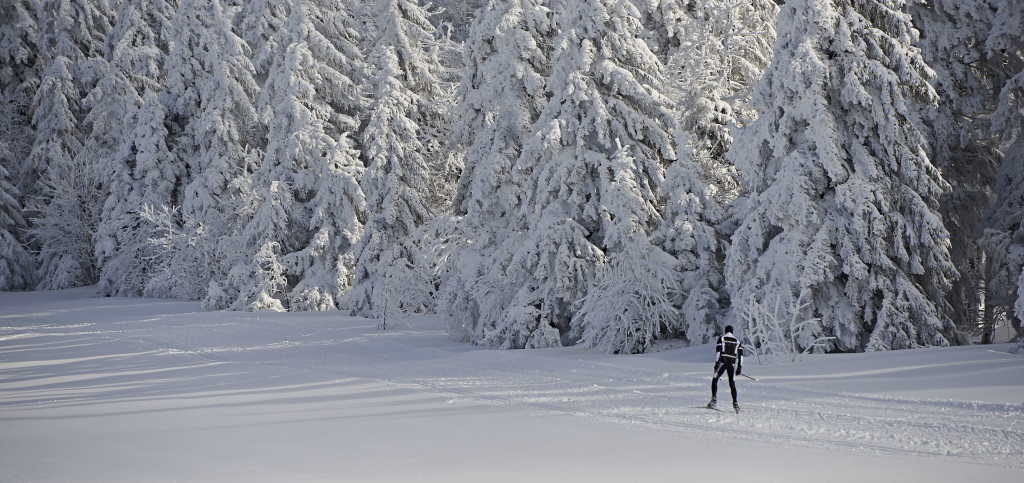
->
xmin=713 ymin=337 xmax=722 ymax=375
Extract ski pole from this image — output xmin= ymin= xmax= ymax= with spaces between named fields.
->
xmin=740 ymin=373 xmax=758 ymax=381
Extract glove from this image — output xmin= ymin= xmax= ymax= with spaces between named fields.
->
xmin=713 ymin=362 xmax=720 ymax=376
xmin=737 ymin=365 xmax=742 ymax=376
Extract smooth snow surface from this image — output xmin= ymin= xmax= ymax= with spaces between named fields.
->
xmin=2 ymin=288 xmax=1022 ymax=482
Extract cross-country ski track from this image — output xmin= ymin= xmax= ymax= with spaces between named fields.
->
xmin=1 ymin=287 xmax=1022 ymax=482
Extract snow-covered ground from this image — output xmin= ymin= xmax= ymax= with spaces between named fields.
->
xmin=2 ymin=288 xmax=1022 ymax=482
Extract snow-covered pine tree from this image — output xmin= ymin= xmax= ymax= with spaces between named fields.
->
xmin=226 ymin=0 xmax=368 ymax=311
xmin=23 ymin=0 xmax=104 ymax=197
xmin=910 ymin=0 xmax=1008 ymax=339
xmin=979 ymin=0 xmax=1024 ymax=342
xmin=0 ymin=93 xmax=36 ymax=290
xmin=26 ymin=56 xmax=92 ymax=290
xmin=162 ymin=0 xmax=259 ymax=303
xmin=644 ymin=0 xmax=778 ymax=344
xmin=632 ymin=0 xmax=687 ymax=62
xmin=349 ymin=44 xmax=434 ymax=317
xmin=725 ymin=0 xmax=961 ymax=352
xmin=484 ymin=0 xmax=683 ymax=349
xmin=290 ymin=133 xmax=367 ymax=311
xmin=651 ymin=154 xmax=725 ymax=344
xmin=441 ymin=0 xmax=555 ymax=340
xmin=235 ymin=0 xmax=289 ymax=77
xmin=667 ymin=0 xmax=777 ymax=204
xmin=573 ymin=142 xmax=680 ymax=353
xmin=0 ymin=168 xmax=34 ymax=291
xmin=451 ymin=0 xmax=552 ymax=227
xmin=0 ymin=83 xmax=36 ymax=290
xmin=93 ymin=0 xmax=177 ymax=296
xmin=348 ymin=0 xmax=451 ymax=318
xmin=0 ymin=0 xmax=41 ymax=98
xmin=86 ymin=60 xmax=141 ymax=295
xmin=26 ymin=0 xmax=112 ymax=290
xmin=982 ymin=143 xmax=1024 ymax=342
xmin=290 ymin=0 xmax=369 ymax=311
xmin=0 ymin=1 xmax=41 ymax=290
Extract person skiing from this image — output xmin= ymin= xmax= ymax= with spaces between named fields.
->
xmin=707 ymin=325 xmax=743 ymax=413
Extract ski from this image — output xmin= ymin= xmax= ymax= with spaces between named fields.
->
xmin=700 ymin=405 xmax=742 ymax=414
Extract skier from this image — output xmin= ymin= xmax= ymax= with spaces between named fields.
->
xmin=707 ymin=325 xmax=743 ymax=413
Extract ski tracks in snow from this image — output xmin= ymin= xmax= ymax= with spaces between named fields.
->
xmin=394 ymin=362 xmax=1024 ymax=467
xmin=3 ymin=304 xmax=1021 ymax=469
xmin=173 ymin=315 xmax=1023 ymax=469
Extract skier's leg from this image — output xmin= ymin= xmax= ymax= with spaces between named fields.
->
xmin=726 ymin=364 xmax=737 ymax=404
xmin=710 ymin=364 xmax=726 ymax=405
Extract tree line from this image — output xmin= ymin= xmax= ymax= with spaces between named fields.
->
xmin=0 ymin=0 xmax=1021 ymax=355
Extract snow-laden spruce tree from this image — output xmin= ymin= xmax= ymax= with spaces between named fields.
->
xmin=642 ymin=0 xmax=778 ymax=344
xmin=573 ymin=142 xmax=681 ymax=353
xmin=0 ymin=89 xmax=36 ymax=290
xmin=26 ymin=0 xmax=112 ymax=290
xmin=0 ymin=0 xmax=40 ymax=98
xmin=92 ymin=0 xmax=177 ymax=296
xmin=0 ymin=1 xmax=40 ymax=291
xmin=348 ymin=0 xmax=451 ymax=318
xmin=979 ymin=0 xmax=1024 ymax=342
xmin=87 ymin=61 xmax=142 ymax=296
xmin=451 ymin=0 xmax=551 ymax=227
xmin=160 ymin=0 xmax=259 ymax=303
xmin=0 ymin=167 xmax=34 ymax=291
xmin=228 ymin=0 xmax=368 ymax=311
xmin=650 ymin=153 xmax=726 ymax=344
xmin=289 ymin=2 xmax=370 ymax=312
xmin=667 ymin=0 xmax=777 ymax=204
xmin=725 ymin=0 xmax=961 ymax=352
xmin=349 ymin=44 xmax=434 ymax=317
xmin=440 ymin=0 xmax=555 ymax=340
xmin=481 ymin=0 xmax=684 ymax=349
xmin=910 ymin=0 xmax=1008 ymax=339
xmin=92 ymin=0 xmax=178 ymax=296
xmin=23 ymin=0 xmax=109 ymax=198
xmin=289 ymin=134 xmax=367 ymax=310
xmin=235 ymin=0 xmax=289 ymax=76
xmin=983 ymin=141 xmax=1024 ymax=341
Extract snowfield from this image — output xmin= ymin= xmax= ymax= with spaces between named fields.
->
xmin=2 ymin=288 xmax=1022 ymax=482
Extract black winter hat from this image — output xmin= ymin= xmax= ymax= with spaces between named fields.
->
xmin=724 ymin=325 xmax=733 ymax=334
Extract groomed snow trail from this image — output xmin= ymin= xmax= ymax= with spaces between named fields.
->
xmin=2 ymin=288 xmax=1023 ymax=481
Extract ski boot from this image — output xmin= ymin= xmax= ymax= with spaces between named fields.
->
xmin=706 ymin=397 xmax=717 ymax=409
xmin=733 ymin=402 xmax=740 ymax=414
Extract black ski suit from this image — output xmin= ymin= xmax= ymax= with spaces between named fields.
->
xmin=711 ymin=332 xmax=743 ymax=405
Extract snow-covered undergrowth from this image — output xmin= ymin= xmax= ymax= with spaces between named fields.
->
xmin=2 ymin=287 xmax=1022 ymax=482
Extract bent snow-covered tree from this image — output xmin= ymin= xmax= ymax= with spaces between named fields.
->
xmin=726 ymin=0 xmax=963 ymax=352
